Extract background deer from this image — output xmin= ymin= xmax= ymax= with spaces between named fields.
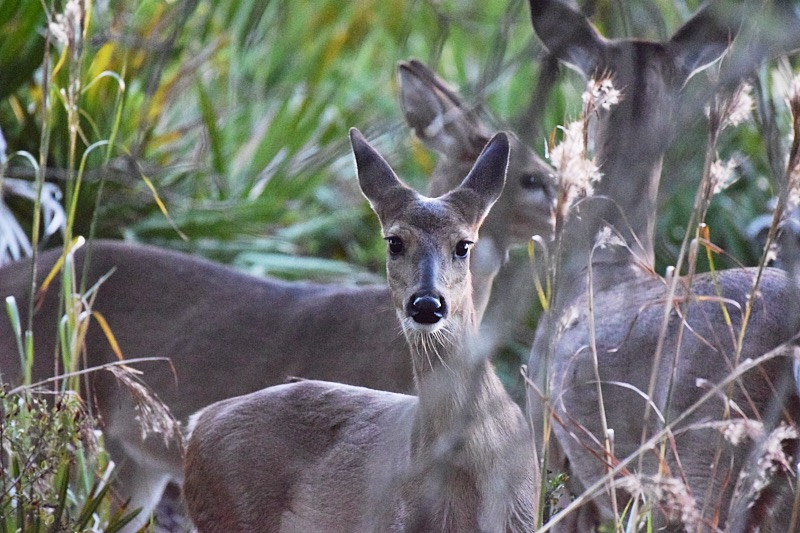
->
xmin=526 ymin=1 xmax=800 ymax=530
xmin=184 ymin=128 xmax=537 ymax=532
xmin=399 ymin=59 xmax=555 ymax=325
xmin=0 ymin=62 xmax=553 ymax=531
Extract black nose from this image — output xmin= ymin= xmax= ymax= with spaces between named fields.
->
xmin=408 ymin=293 xmax=447 ymax=324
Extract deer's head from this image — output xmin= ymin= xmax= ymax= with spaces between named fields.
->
xmin=529 ymin=0 xmax=735 ymax=166
xmin=350 ymin=128 xmax=508 ymax=336
xmin=398 ymin=59 xmax=555 ymax=254
xmin=528 ymin=0 xmax=736 ymax=275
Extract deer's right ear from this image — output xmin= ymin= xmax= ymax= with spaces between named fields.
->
xmin=350 ymin=128 xmax=415 ymax=217
xmin=398 ymin=60 xmax=483 ymax=157
xmin=528 ymin=0 xmax=605 ymax=77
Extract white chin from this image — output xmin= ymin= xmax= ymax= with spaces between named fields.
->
xmin=403 ymin=317 xmax=444 ymax=335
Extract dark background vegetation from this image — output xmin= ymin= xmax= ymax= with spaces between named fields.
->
xmin=2 ymin=0 xmax=784 ymax=284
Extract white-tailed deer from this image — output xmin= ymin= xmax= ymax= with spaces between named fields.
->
xmin=527 ymin=1 xmax=800 ymax=530
xmin=183 ymin=128 xmax=538 ymax=532
xmin=0 ymin=63 xmax=554 ymax=531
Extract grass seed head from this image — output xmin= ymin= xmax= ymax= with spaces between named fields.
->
xmin=594 ymin=226 xmax=626 ymax=249
xmin=106 ymin=365 xmax=182 ymax=447
xmin=582 ymin=77 xmax=623 ymax=113
xmin=710 ymin=157 xmax=739 ymax=195
xmin=725 ymin=83 xmax=754 ymax=128
xmin=48 ymin=0 xmax=84 ymax=48
xmin=619 ymin=474 xmax=700 ymax=529
xmin=549 ymin=121 xmax=602 ymax=220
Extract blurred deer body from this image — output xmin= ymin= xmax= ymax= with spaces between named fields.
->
xmin=184 ymin=129 xmax=537 ymax=532
xmin=527 ymin=1 xmax=800 ymax=529
xmin=0 ymin=63 xmax=554 ymax=531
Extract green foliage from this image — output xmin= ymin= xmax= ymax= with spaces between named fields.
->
xmin=0 ymin=389 xmax=137 ymax=532
xmin=3 ymin=0 xmax=781 ymax=280
xmin=541 ymin=469 xmax=569 ymax=524
xmin=3 ymin=0 xmax=556 ymax=281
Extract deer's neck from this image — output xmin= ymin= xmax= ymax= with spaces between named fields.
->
xmin=398 ymin=287 xmax=532 ymax=530
xmin=553 ymin=121 xmax=665 ymax=311
xmin=405 ymin=303 xmax=522 ymax=473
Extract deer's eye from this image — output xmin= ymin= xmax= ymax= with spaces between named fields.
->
xmin=386 ymin=236 xmax=404 ymax=256
xmin=520 ymin=172 xmax=546 ymax=190
xmin=454 ymin=240 xmax=472 ymax=258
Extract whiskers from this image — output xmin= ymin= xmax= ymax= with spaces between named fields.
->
xmin=404 ymin=318 xmax=460 ymax=375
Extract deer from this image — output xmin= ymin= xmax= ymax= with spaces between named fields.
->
xmin=525 ymin=1 xmax=800 ymax=530
xmin=0 ymin=62 xmax=554 ymax=531
xmin=183 ymin=128 xmax=538 ymax=532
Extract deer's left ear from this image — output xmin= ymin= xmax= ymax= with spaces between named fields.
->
xmin=669 ymin=3 xmax=737 ymax=81
xmin=447 ymin=132 xmax=509 ymax=225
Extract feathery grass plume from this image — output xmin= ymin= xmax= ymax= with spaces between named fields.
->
xmin=618 ymin=474 xmax=700 ymax=530
xmin=106 ymin=365 xmax=182 ymax=446
xmin=724 ymin=83 xmax=754 ymax=129
xmin=706 ymin=81 xmax=755 ymax=133
xmin=695 ymin=82 xmax=754 ymax=226
xmin=548 ymin=121 xmax=602 ymax=220
xmin=750 ymin=424 xmax=798 ymax=492
xmin=548 ymin=77 xmax=621 ymax=222
xmin=48 ymin=0 xmax=85 ymax=49
xmin=709 ymin=157 xmax=739 ymax=195
xmin=582 ymin=77 xmax=622 ymax=113
xmin=719 ymin=418 xmax=763 ymax=446
xmin=729 ymin=423 xmax=799 ymax=517
xmin=594 ymin=225 xmax=626 ymax=250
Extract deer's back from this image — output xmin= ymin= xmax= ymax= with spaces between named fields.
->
xmin=184 ymin=379 xmax=416 ymax=532
xmin=0 ymin=241 xmax=413 ymax=416
xmin=549 ymin=266 xmax=800 ymax=526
